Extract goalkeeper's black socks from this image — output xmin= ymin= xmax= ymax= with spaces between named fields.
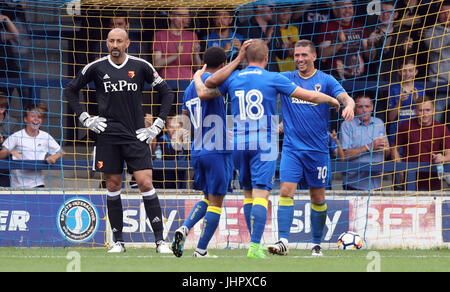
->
xmin=142 ymin=189 xmax=164 ymax=243
xmin=106 ymin=190 xmax=124 ymax=243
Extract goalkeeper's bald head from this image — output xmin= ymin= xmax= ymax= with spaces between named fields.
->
xmin=108 ymin=27 xmax=129 ymax=41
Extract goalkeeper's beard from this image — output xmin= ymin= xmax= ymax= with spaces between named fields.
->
xmin=110 ymin=49 xmax=122 ymax=58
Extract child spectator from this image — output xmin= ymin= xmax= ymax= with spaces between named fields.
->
xmin=387 ymin=58 xmax=424 ymax=145
xmin=0 ymin=103 xmax=64 ymax=188
xmin=149 ymin=115 xmax=190 ymax=189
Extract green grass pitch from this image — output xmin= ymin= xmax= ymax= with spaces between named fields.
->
xmin=0 ymin=247 xmax=449 ymax=272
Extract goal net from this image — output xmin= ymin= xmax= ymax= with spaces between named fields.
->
xmin=0 ymin=0 xmax=448 ymax=249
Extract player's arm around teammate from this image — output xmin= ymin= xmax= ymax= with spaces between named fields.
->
xmin=194 ymin=40 xmax=253 ymax=100
xmin=197 ymin=39 xmax=340 ymax=111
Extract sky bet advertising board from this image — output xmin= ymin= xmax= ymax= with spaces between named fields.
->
xmin=0 ymin=192 xmax=448 ymax=248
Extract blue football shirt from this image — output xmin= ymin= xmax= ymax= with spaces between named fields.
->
xmin=280 ymin=69 xmax=346 ymax=153
xmin=182 ymin=72 xmax=230 ymax=157
xmin=217 ymin=66 xmax=298 ymax=150
xmin=387 ymin=83 xmax=424 ymax=144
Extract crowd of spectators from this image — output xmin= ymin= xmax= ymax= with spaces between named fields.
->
xmin=59 ymin=0 xmax=450 ymax=192
xmin=1 ymin=0 xmax=450 ymax=191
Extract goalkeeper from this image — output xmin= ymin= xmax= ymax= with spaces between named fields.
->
xmin=64 ymin=28 xmax=174 ymax=253
xmin=267 ymin=40 xmax=354 ymax=257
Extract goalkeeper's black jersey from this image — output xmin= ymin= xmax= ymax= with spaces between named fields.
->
xmin=65 ymin=54 xmax=169 ymax=145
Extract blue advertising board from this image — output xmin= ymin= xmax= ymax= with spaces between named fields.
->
xmin=0 ymin=192 xmax=186 ymax=247
xmin=288 ymin=200 xmax=349 ymax=243
xmin=3 ymin=193 xmax=446 ymax=248
xmin=443 ymin=200 xmax=450 ymax=243
xmin=0 ymin=193 xmax=107 ymax=247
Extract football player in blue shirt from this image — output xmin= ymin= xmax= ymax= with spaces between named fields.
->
xmin=194 ymin=39 xmax=340 ymax=258
xmin=171 ymin=46 xmax=241 ymax=258
xmin=267 ymin=39 xmax=355 ymax=257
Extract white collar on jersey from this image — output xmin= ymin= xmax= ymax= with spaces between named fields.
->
xmin=107 ymin=54 xmax=129 ymax=69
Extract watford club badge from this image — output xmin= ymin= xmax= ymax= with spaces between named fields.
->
xmin=128 ymin=71 xmax=135 ymax=79
xmin=97 ymin=161 xmax=104 ymax=169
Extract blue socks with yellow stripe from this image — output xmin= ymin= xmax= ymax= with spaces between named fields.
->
xmin=277 ymin=196 xmax=294 ymax=241
xmin=183 ymin=198 xmax=209 ymax=230
xmin=197 ymin=206 xmax=221 ymax=250
xmin=250 ymin=197 xmax=268 ymax=244
xmin=311 ymin=202 xmax=327 ymax=245
xmin=243 ymin=198 xmax=253 ymax=234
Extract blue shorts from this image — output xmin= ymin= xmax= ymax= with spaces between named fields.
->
xmin=233 ymin=150 xmax=277 ymax=191
xmin=280 ymin=149 xmax=330 ymax=188
xmin=192 ymin=153 xmax=233 ymax=196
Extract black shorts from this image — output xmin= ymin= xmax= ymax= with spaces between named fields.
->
xmin=93 ymin=141 xmax=153 ymax=174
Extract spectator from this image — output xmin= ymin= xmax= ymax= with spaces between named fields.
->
xmin=393 ymin=0 xmax=430 ymax=80
xmin=289 ymin=3 xmax=311 ymax=38
xmin=202 ymin=9 xmax=244 ymax=61
xmin=0 ymin=103 xmax=64 ymax=188
xmin=152 ymin=8 xmax=201 ymax=116
xmin=367 ymin=0 xmax=400 ymax=82
xmin=317 ymin=0 xmax=369 ymax=80
xmin=93 ymin=15 xmax=145 ymax=60
xmin=395 ymin=0 xmax=428 ymax=40
xmin=151 ymin=115 xmax=190 ymax=189
xmin=236 ymin=2 xmax=281 ymax=72
xmin=392 ymin=95 xmax=450 ymax=191
xmin=339 ymin=95 xmax=390 ymax=190
xmin=0 ymin=1 xmax=32 ymax=108
xmin=387 ymin=58 xmax=424 ymax=145
xmin=290 ymin=2 xmax=332 ymax=43
xmin=0 ymin=94 xmax=19 ymax=186
xmin=274 ymin=5 xmax=298 ymax=72
xmin=0 ymin=13 xmax=18 ymax=93
xmin=152 ymin=7 xmax=201 ymax=80
xmin=422 ymin=0 xmax=450 ymax=124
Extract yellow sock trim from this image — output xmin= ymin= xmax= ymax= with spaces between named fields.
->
xmin=243 ymin=198 xmax=254 ymax=205
xmin=207 ymin=206 xmax=222 ymax=215
xmin=311 ymin=203 xmax=327 ymax=212
xmin=279 ymin=196 xmax=294 ymax=206
xmin=253 ymin=197 xmax=268 ymax=209
xmin=202 ymin=199 xmax=210 ymax=205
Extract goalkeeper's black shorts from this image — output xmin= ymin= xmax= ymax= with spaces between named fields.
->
xmin=93 ymin=141 xmax=153 ymax=174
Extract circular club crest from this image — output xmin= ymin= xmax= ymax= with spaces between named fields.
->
xmin=57 ymin=197 xmax=99 ymax=243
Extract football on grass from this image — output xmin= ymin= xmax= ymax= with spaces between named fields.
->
xmin=337 ymin=231 xmax=363 ymax=250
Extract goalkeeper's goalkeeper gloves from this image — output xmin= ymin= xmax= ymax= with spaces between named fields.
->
xmin=136 ymin=117 xmax=165 ymax=144
xmin=79 ymin=112 xmax=107 ymax=134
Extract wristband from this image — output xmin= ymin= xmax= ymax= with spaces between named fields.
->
xmin=365 ymin=144 xmax=371 ymax=152
xmin=153 ymin=117 xmax=165 ymax=130
xmin=79 ymin=112 xmax=90 ymax=124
